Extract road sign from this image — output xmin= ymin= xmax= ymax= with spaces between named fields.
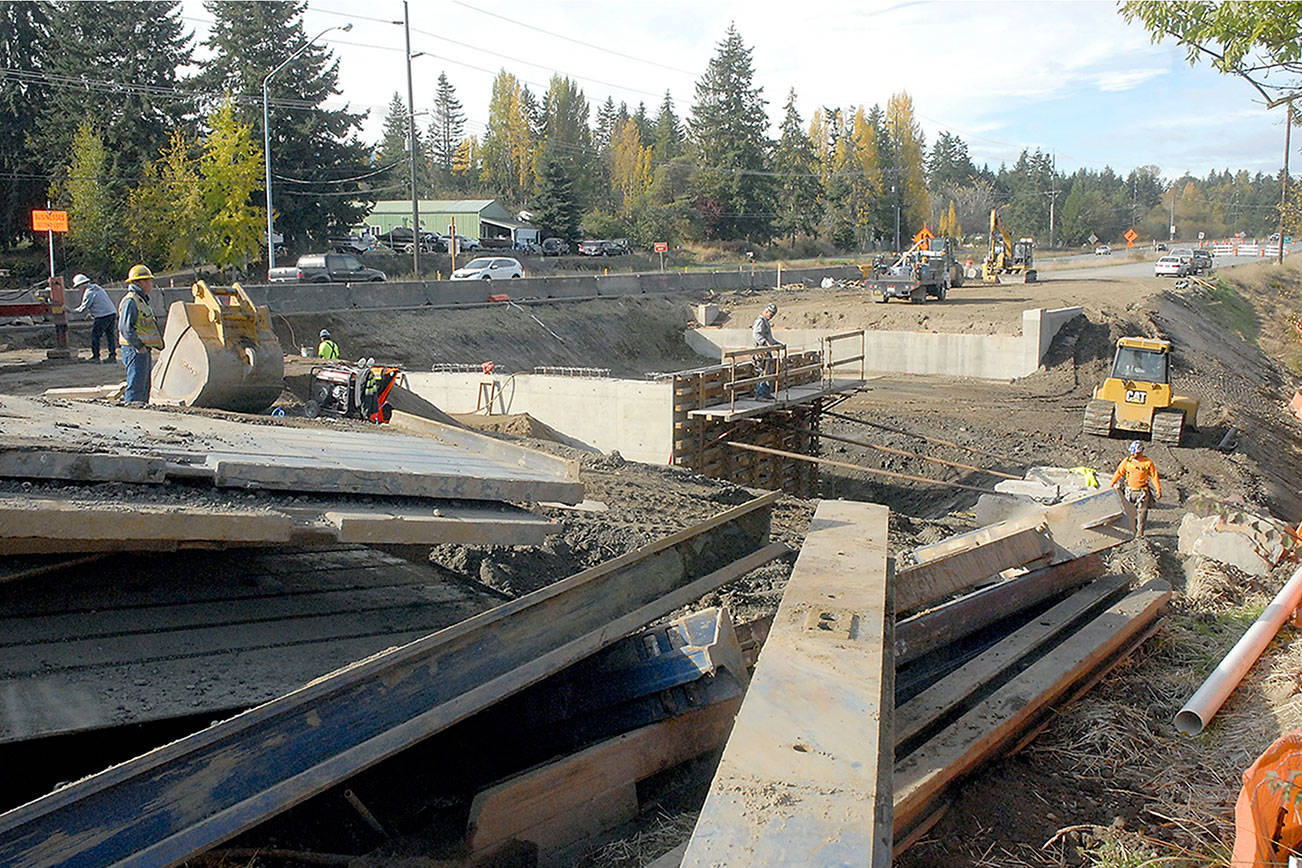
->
xmin=1198 ymin=231 xmax=1205 ymax=240
xmin=654 ymin=241 xmax=668 ymax=253
xmin=1127 ymin=239 xmax=1135 ymax=249
xmin=1123 ymin=228 xmax=1138 ymax=243
xmin=31 ymin=210 xmax=68 ymax=232
xmin=1089 ymin=233 xmax=1098 ymax=245
xmin=913 ymin=226 xmax=935 ymax=244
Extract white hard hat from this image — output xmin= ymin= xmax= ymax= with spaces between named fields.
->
xmin=72 ymin=273 xmax=90 ymax=288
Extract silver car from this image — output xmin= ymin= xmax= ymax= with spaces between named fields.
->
xmin=450 ymin=256 xmax=525 ymax=281
xmin=1154 ymin=256 xmax=1187 ymax=277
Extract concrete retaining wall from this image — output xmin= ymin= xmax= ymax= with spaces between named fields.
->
xmin=83 ymin=265 xmax=861 ymax=317
xmin=405 ymin=372 xmax=675 ymax=465
xmin=686 ymin=306 xmax=1083 ymax=380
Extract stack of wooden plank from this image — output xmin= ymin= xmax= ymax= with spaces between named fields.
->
xmin=672 ymin=487 xmax=1170 ymax=865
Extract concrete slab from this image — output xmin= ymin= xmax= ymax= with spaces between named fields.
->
xmin=0 ymin=395 xmax=583 ymax=504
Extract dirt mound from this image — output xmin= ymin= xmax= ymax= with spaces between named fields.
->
xmin=276 ymin=295 xmax=710 ymax=379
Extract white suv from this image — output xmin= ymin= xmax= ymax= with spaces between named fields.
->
xmin=450 ymin=257 xmax=525 ymax=281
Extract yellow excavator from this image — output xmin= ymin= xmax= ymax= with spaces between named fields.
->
xmin=150 ymin=281 xmax=284 ymax=413
xmin=983 ymin=209 xmax=1036 ymax=283
xmin=1082 ymin=336 xmax=1199 ymax=445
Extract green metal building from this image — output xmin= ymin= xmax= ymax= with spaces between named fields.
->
xmin=362 ymin=199 xmax=538 ymax=244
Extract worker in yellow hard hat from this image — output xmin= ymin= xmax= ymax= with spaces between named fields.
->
xmin=118 ymin=264 xmax=164 ymax=404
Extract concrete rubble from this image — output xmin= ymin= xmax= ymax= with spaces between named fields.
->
xmin=1177 ymin=495 xmax=1301 ymax=577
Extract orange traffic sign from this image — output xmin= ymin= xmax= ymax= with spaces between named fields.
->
xmin=913 ymin=226 xmax=935 ymax=244
xmin=1123 ymin=228 xmax=1138 ymax=243
xmin=31 ymin=210 xmax=68 ymax=232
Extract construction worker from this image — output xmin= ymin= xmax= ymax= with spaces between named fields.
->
xmin=71 ymin=273 xmax=117 ymax=363
xmin=118 ymin=264 xmax=164 ymax=404
xmin=1111 ymin=440 xmax=1161 ymax=537
xmin=753 ymin=303 xmax=779 ymax=400
xmin=318 ymin=329 xmax=340 ymax=360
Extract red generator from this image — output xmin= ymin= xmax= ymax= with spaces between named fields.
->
xmin=304 ymin=363 xmax=406 ymax=424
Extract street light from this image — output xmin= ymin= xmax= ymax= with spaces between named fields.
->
xmin=263 ymin=23 xmax=352 ymax=272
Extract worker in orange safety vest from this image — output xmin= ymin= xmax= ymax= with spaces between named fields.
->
xmin=1110 ymin=440 xmax=1161 ymax=537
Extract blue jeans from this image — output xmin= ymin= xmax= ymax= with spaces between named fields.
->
xmin=122 ymin=345 xmax=152 ymax=403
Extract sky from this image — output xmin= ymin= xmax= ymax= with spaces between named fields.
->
xmin=181 ymin=0 xmax=1293 ymax=180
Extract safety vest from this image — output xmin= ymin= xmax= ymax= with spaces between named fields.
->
xmin=318 ymin=339 xmax=340 ymax=360
xmin=119 ymin=289 xmax=163 ymax=350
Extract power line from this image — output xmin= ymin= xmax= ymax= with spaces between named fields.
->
xmin=446 ymin=0 xmax=697 ymax=77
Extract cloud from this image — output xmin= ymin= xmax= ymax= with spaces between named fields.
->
xmin=1094 ymin=68 xmax=1166 ymax=92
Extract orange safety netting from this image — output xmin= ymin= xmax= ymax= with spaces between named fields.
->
xmin=1233 ymin=729 xmax=1302 ymax=866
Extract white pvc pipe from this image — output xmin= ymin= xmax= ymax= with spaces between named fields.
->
xmin=1175 ymin=563 xmax=1302 ymax=735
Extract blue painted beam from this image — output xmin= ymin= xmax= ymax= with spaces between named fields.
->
xmin=0 ymin=494 xmax=781 ymax=868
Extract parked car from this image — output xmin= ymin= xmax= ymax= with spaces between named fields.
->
xmin=541 ymin=237 xmax=571 ymax=256
xmin=382 ymin=227 xmax=444 ymax=254
xmin=1190 ymin=249 xmax=1213 ymax=273
xmin=442 ymin=234 xmax=480 ymax=254
xmin=578 ymin=239 xmax=605 ymax=256
xmin=1153 ymin=242 xmax=1168 ymax=252
xmin=1094 ymin=244 xmax=1112 ymax=256
xmin=603 ymin=238 xmax=632 ymax=255
xmin=1154 ymin=256 xmax=1188 ymax=278
xmin=267 ymin=253 xmax=386 ymax=283
xmin=450 ymin=256 xmax=524 ymax=281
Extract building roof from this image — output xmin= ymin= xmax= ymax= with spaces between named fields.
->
xmin=370 ymin=199 xmax=499 ymax=213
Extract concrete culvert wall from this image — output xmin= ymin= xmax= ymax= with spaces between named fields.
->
xmin=278 ymin=295 xmax=705 ymax=378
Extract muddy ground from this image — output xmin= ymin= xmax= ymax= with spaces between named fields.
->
xmin=5 ymin=258 xmax=1302 ymax=865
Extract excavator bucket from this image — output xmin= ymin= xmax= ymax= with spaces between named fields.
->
xmin=151 ymin=281 xmax=284 ymax=413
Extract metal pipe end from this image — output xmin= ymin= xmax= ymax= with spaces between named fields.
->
xmin=1174 ymin=708 xmax=1205 ymax=736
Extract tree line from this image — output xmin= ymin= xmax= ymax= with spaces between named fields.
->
xmin=0 ymin=1 xmax=1290 ymax=280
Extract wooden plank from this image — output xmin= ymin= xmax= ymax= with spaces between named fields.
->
xmin=467 ymin=695 xmax=742 ymax=860
xmin=895 ymin=524 xmax=1052 ymax=615
xmin=686 ymin=380 xmax=862 ymax=422
xmin=893 ymin=579 xmax=1171 ymax=835
xmin=683 ymin=500 xmax=893 ymax=867
xmin=321 ymin=504 xmax=553 ymax=546
xmin=0 ymin=495 xmax=780 ymax=867
xmin=895 ymin=554 xmax=1103 ymax=664
xmin=895 ymin=574 xmax=1130 ymax=748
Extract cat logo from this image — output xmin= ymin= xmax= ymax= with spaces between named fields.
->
xmin=1125 ymin=389 xmax=1147 ymax=404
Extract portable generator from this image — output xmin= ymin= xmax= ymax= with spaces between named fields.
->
xmin=303 ymin=362 xmax=406 ymax=424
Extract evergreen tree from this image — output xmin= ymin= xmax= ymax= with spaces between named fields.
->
xmin=0 ymin=1 xmax=52 ymax=247
xmin=927 ymin=131 xmax=975 ymax=191
xmin=632 ymin=102 xmax=653 ymax=145
xmin=539 ymin=76 xmax=591 ymax=209
xmin=63 ymin=119 xmax=119 ymax=274
xmin=773 ymin=90 xmax=820 ymax=245
xmin=688 ymin=25 xmax=773 ymax=241
xmin=376 ymin=92 xmax=413 ymax=193
xmin=198 ymin=0 xmax=370 ymax=251
xmin=532 ymin=150 xmax=583 ymax=242
xmin=35 ymin=1 xmax=193 ymax=186
xmin=594 ymin=97 xmax=618 ymax=154
xmin=199 ymin=101 xmax=265 ymax=270
xmin=652 ymin=91 xmax=683 ymax=166
xmin=429 ymin=71 xmax=465 ymax=175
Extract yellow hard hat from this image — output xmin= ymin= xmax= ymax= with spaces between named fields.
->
xmin=126 ymin=264 xmax=154 ymax=283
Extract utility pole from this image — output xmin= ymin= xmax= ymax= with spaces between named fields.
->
xmin=1169 ymin=184 xmax=1176 ymax=242
xmin=1048 ymin=152 xmax=1056 ymax=249
xmin=403 ymin=0 xmax=420 ymax=277
xmin=1280 ymin=99 xmax=1293 ymax=265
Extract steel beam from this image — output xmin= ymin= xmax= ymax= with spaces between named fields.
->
xmin=683 ymin=500 xmax=893 ymax=867
xmin=0 ymin=494 xmax=779 ymax=868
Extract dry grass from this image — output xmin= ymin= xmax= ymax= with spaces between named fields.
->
xmin=581 ymin=809 xmax=698 ymax=867
xmin=1022 ymin=556 xmax=1302 ymax=867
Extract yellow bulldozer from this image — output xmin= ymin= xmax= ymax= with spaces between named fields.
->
xmin=1082 ymin=336 xmax=1199 ymax=446
xmin=983 ymin=208 xmax=1036 ymax=283
xmin=150 ymin=280 xmax=284 ymax=413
